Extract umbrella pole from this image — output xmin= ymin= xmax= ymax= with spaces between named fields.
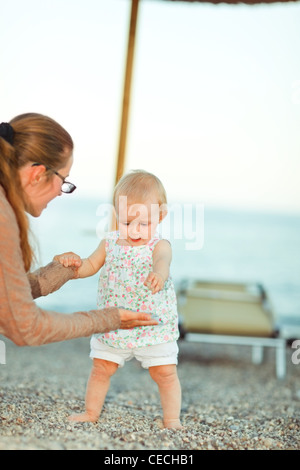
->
xmin=115 ymin=0 xmax=140 ymax=186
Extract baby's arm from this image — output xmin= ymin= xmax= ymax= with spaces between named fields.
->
xmin=54 ymin=239 xmax=106 ymax=279
xmin=144 ymin=240 xmax=172 ymax=294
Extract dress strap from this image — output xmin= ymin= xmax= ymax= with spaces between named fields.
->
xmin=147 ymin=232 xmax=162 ymax=250
xmin=104 ymin=231 xmax=119 ymax=251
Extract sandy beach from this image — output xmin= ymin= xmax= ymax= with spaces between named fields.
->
xmin=0 ymin=336 xmax=299 ymax=451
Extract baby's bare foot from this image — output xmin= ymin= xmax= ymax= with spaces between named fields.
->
xmin=68 ymin=412 xmax=98 ymax=423
xmin=163 ymin=418 xmax=183 ymax=429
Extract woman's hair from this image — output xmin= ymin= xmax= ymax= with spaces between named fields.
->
xmin=0 ymin=113 xmax=73 ymax=271
xmin=113 ymin=169 xmax=167 ymax=213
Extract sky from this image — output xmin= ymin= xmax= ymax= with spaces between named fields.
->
xmin=1 ymin=0 xmax=300 ymax=213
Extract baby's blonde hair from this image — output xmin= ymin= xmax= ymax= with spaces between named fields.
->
xmin=113 ymin=170 xmax=167 ymax=213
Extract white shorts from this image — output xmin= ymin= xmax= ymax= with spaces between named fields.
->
xmin=90 ymin=337 xmax=179 ymax=369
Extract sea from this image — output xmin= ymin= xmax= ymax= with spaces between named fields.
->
xmin=30 ymin=194 xmax=300 ymax=332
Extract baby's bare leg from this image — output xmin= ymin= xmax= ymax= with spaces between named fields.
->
xmin=149 ymin=364 xmax=182 ymax=429
xmin=69 ymin=358 xmax=118 ymax=422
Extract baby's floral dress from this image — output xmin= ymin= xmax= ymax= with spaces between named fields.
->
xmin=93 ymin=231 xmax=179 ymax=349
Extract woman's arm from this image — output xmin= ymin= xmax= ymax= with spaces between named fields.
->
xmin=28 ymin=261 xmax=77 ymax=299
xmin=0 ymin=257 xmax=121 ymax=348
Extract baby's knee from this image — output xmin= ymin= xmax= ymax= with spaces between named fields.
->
xmin=92 ymin=358 xmax=118 ymax=378
xmin=149 ymin=364 xmax=178 ymax=385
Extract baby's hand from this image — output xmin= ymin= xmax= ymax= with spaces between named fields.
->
xmin=144 ymin=272 xmax=165 ymax=294
xmin=53 ymin=252 xmax=82 ymax=268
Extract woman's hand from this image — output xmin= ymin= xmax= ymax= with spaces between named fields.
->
xmin=119 ymin=308 xmax=158 ymax=329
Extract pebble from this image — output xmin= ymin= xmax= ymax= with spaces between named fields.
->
xmin=0 ymin=338 xmax=299 ymax=450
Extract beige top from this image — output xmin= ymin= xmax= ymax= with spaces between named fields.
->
xmin=0 ymin=186 xmax=120 ymax=346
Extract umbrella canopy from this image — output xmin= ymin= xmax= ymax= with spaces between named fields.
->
xmin=115 ymin=0 xmax=299 ymax=184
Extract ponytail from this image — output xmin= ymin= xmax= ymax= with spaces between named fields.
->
xmin=0 ymin=137 xmax=32 ymax=271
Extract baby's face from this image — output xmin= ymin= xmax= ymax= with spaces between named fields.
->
xmin=117 ymin=195 xmax=161 ymax=246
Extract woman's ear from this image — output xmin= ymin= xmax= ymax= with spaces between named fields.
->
xmin=30 ymin=163 xmax=47 ymax=185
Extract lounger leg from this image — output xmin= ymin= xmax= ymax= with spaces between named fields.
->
xmin=252 ymin=345 xmax=264 ymax=364
xmin=276 ymin=341 xmax=286 ymax=380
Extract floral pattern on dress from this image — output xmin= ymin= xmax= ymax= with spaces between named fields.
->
xmin=93 ymin=231 xmax=179 ymax=349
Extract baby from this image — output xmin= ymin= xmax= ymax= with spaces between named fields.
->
xmin=56 ymin=170 xmax=182 ymax=429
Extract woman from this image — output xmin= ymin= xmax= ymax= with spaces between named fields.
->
xmin=0 ymin=113 xmax=157 ymax=346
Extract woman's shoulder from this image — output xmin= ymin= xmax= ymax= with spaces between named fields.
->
xmin=0 ymin=185 xmax=9 ymax=213
xmin=0 ymin=185 xmax=18 ymax=229
xmin=0 ymin=186 xmax=23 ymax=269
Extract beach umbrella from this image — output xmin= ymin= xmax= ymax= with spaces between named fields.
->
xmin=115 ymin=0 xmax=299 ymax=184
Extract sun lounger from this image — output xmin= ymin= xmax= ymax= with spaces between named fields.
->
xmin=177 ymin=280 xmax=287 ymax=379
